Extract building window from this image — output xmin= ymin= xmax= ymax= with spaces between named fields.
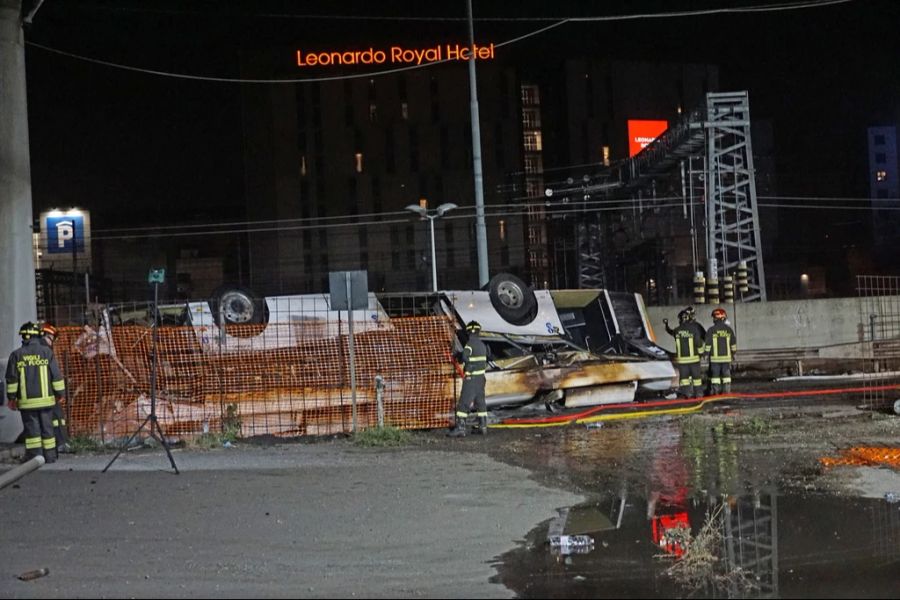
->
xmin=521 ymin=84 xmax=540 ymax=106
xmin=406 ymin=249 xmax=416 ymax=269
xmin=602 ymin=146 xmax=611 ymax=166
xmin=524 ymin=155 xmax=543 ymax=174
xmin=524 ymin=131 xmax=542 ymax=151
xmin=355 ymin=153 xmax=364 ymax=173
xmin=369 ymin=103 xmax=378 ymax=122
xmin=406 ymin=225 xmax=415 ymax=245
xmin=874 ymin=134 xmax=886 ymax=145
xmin=876 ymin=170 xmax=887 ymax=182
xmin=401 ymin=102 xmax=409 ymax=120
xmin=409 ymin=126 xmax=419 ymax=172
xmin=522 ymin=108 xmax=541 ymax=129
xmin=300 ymin=155 xmax=307 ymax=177
xmin=372 ymin=176 xmax=382 ymax=214
xmin=440 ymin=127 xmax=450 ymax=168
xmin=875 ymin=152 xmax=886 ymax=164
xmin=385 ymin=128 xmax=395 ymax=173
xmin=499 ymin=219 xmax=506 ymax=242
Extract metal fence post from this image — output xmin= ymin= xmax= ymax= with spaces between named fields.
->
xmin=375 ymin=375 xmax=385 ymax=428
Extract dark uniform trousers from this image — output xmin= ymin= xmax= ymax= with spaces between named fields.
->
xmin=456 ymin=375 xmax=487 ymax=418
xmin=6 ymin=338 xmax=65 ymax=462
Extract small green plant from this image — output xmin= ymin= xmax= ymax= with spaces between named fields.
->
xmin=184 ymin=433 xmax=223 ymax=450
xmin=223 ymin=403 xmax=242 ymax=442
xmin=725 ymin=416 xmax=772 ymax=435
xmin=67 ymin=434 xmax=105 ymax=453
xmin=352 ymin=425 xmax=412 ymax=447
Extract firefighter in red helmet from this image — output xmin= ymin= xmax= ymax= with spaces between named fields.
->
xmin=705 ymin=308 xmax=737 ymax=394
xmin=40 ymin=323 xmax=72 ymax=453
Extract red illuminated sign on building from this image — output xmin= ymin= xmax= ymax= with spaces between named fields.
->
xmin=296 ymin=43 xmax=496 ymax=67
xmin=628 ymin=120 xmax=669 ymax=157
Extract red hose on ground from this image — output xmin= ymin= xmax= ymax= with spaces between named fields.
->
xmin=500 ymin=383 xmax=900 ymax=426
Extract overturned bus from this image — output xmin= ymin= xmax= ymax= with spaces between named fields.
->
xmin=84 ymin=273 xmax=675 ymax=412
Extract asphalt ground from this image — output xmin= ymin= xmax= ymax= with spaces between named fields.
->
xmin=1 ymin=376 xmax=898 ymax=598
xmin=0 ymin=441 xmax=581 ymax=599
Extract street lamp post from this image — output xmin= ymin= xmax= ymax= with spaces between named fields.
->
xmin=405 ymin=203 xmax=457 ymax=292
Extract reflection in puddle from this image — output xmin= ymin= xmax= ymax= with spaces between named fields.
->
xmin=495 ymin=492 xmax=900 ymax=598
xmin=494 ymin=422 xmax=900 ymax=598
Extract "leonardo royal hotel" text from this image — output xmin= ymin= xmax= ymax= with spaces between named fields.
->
xmin=296 ymin=43 xmax=496 ymax=67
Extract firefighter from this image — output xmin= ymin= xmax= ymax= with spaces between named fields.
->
xmin=40 ymin=322 xmax=72 ymax=453
xmin=4 ymin=322 xmax=66 ymax=463
xmin=705 ymin=308 xmax=737 ymax=394
xmin=663 ymin=308 xmax=705 ymax=398
xmin=448 ymin=320 xmax=489 ymax=437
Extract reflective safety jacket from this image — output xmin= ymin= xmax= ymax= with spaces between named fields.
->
xmin=671 ymin=322 xmax=705 ymax=364
xmin=705 ymin=322 xmax=737 ymax=363
xmin=462 ymin=333 xmax=488 ymax=378
xmin=5 ymin=339 xmax=66 ymax=410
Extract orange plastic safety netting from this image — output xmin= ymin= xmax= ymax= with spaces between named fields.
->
xmin=820 ymin=447 xmax=900 ymax=469
xmin=52 ymin=316 xmax=457 ymax=441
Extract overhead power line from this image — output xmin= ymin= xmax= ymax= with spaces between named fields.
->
xmin=25 ymin=0 xmax=855 ymax=84
xmin=77 ymin=194 xmax=895 ymax=242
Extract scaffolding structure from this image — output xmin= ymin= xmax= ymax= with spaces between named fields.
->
xmin=705 ymin=92 xmax=767 ymax=301
xmin=549 ymin=91 xmax=767 ymax=301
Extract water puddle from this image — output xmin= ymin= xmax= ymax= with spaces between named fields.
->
xmin=494 ymin=489 xmax=900 ymax=598
xmin=492 ymin=418 xmax=900 ymax=597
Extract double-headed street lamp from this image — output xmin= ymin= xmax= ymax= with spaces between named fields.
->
xmin=405 ymin=202 xmax=458 ymax=292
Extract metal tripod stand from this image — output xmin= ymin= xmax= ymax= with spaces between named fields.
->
xmin=103 ymin=275 xmax=179 ymax=474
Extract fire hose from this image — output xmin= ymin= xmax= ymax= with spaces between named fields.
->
xmin=491 ymin=383 xmax=900 ymax=429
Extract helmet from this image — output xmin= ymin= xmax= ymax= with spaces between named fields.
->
xmin=712 ymin=308 xmax=727 ymax=321
xmin=18 ymin=321 xmax=41 ymax=339
xmin=677 ymin=310 xmax=690 ymax=323
xmin=41 ymin=322 xmax=58 ymax=341
xmin=465 ymin=320 xmax=482 ymax=332
xmin=684 ymin=306 xmax=696 ymax=320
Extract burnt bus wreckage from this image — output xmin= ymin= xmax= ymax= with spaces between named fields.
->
xmin=88 ymin=273 xmax=675 ymax=412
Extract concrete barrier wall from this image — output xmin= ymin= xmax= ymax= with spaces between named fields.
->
xmin=647 ymin=297 xmax=873 ymax=352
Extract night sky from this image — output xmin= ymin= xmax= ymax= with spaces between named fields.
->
xmin=20 ymin=0 xmax=900 ymax=268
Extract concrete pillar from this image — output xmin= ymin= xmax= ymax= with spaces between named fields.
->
xmin=0 ymin=0 xmax=35 ymax=442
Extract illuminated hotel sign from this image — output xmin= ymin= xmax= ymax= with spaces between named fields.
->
xmin=627 ymin=119 xmax=669 ymax=157
xmin=296 ymin=43 xmax=496 ymax=67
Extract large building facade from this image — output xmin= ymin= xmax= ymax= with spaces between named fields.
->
xmin=238 ymin=41 xmax=721 ymax=296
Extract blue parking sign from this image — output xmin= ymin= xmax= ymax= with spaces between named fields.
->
xmin=47 ymin=215 xmax=85 ymax=254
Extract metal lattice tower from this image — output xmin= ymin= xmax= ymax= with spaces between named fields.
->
xmin=577 ymin=215 xmax=606 ymax=289
xmin=721 ymin=492 xmax=779 ymax=598
xmin=705 ymin=92 xmax=767 ymax=301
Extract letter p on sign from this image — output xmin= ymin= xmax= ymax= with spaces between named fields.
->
xmin=56 ymin=220 xmax=74 ymax=249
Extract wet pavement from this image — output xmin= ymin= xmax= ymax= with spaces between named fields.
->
xmin=468 ymin=383 xmax=900 ymax=598
xmin=2 ymin=378 xmax=899 ymax=598
xmin=492 ymin=493 xmax=899 ymax=598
